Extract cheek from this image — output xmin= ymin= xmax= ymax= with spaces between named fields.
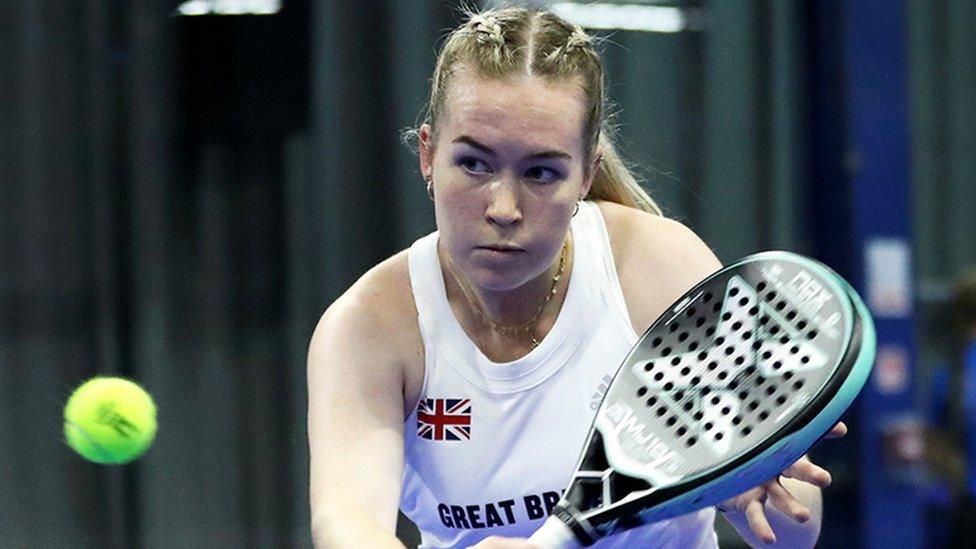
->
xmin=521 ymin=194 xmax=575 ymax=227
xmin=436 ymin=183 xmax=481 ymax=220
xmin=433 ymin=184 xmax=482 ymax=244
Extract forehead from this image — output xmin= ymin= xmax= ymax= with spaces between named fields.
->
xmin=440 ymin=72 xmax=588 ymax=152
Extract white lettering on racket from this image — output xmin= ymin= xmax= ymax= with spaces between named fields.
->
xmin=605 ymin=402 xmax=682 ymax=475
xmin=590 ymin=375 xmax=614 ymax=411
xmin=786 ymin=271 xmax=832 ymax=315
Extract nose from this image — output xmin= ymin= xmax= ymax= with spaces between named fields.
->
xmin=485 ymin=179 xmax=522 ymax=226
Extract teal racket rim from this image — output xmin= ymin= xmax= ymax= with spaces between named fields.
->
xmin=559 ymin=251 xmax=875 ymax=541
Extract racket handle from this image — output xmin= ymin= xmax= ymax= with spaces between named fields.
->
xmin=527 ymin=516 xmax=580 ymax=549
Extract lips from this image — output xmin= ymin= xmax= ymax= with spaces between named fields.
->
xmin=477 ymin=244 xmax=523 ymax=252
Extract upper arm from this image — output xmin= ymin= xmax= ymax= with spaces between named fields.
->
xmin=307 ymin=273 xmax=412 ymax=540
xmin=597 ymin=202 xmax=722 ymax=332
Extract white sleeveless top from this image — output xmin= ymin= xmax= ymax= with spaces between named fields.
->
xmin=401 ymin=201 xmax=717 ymax=548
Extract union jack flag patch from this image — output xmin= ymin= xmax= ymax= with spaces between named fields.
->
xmin=417 ymin=398 xmax=471 ymax=441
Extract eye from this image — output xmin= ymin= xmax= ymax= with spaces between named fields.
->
xmin=524 ymin=166 xmax=563 ymax=184
xmin=458 ymin=156 xmax=491 ymax=175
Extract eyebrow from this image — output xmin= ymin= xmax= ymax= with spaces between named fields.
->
xmin=451 ymin=135 xmax=573 ymax=161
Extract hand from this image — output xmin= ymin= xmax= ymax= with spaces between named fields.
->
xmin=468 ymin=536 xmax=538 ymax=549
xmin=717 ymin=422 xmax=847 ymax=544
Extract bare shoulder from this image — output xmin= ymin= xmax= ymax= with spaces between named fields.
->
xmin=595 ymin=201 xmax=722 ymax=332
xmin=312 ymin=251 xmax=417 ymax=347
xmin=308 ymin=250 xmax=424 ymax=414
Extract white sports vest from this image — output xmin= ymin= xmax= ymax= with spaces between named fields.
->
xmin=402 ymin=201 xmax=717 ymax=548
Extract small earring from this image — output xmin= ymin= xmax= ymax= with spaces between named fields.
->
xmin=572 ymin=200 xmax=581 ymax=217
xmin=425 ymin=174 xmax=434 ymax=201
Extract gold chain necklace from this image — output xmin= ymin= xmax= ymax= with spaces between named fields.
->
xmin=450 ymin=241 xmax=568 ymax=349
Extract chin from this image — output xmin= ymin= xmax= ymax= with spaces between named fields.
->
xmin=468 ymin=265 xmax=534 ymax=292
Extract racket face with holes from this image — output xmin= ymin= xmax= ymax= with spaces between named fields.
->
xmin=551 ymin=251 xmax=875 ymax=544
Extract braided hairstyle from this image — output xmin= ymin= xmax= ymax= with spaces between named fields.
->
xmin=422 ymin=7 xmax=662 ymax=215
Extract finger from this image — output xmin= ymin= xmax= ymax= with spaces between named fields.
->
xmin=766 ymin=478 xmax=811 ymax=523
xmin=822 ymin=422 xmax=848 ymax=440
xmin=781 ymin=459 xmax=832 ymax=487
xmin=745 ymin=496 xmax=776 ymax=545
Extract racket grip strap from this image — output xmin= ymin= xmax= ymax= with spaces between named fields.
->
xmin=527 ymin=517 xmax=580 ymax=549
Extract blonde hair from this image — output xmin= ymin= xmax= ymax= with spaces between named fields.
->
xmin=420 ymin=6 xmax=662 ymax=215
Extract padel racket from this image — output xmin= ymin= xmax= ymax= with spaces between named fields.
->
xmin=528 ymin=251 xmax=876 ymax=547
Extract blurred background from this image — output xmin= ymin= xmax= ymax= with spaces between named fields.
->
xmin=2 ymin=0 xmax=975 ymax=547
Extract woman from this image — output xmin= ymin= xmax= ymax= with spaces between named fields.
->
xmin=308 ymin=7 xmax=839 ymax=548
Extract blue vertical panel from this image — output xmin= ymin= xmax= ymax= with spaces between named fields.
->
xmin=807 ymin=0 xmax=864 ymax=527
xmin=843 ymin=2 xmax=924 ymax=548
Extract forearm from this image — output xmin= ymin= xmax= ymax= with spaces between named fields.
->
xmin=721 ymin=477 xmax=822 ymax=548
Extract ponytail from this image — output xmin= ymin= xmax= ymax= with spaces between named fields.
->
xmin=586 ymin=131 xmax=663 ymax=216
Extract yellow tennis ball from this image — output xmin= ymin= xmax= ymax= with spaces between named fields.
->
xmin=63 ymin=377 xmax=158 ymax=464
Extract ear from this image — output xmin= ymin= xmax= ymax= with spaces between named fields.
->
xmin=582 ymin=149 xmax=602 ymax=199
xmin=419 ymin=124 xmax=435 ymax=179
